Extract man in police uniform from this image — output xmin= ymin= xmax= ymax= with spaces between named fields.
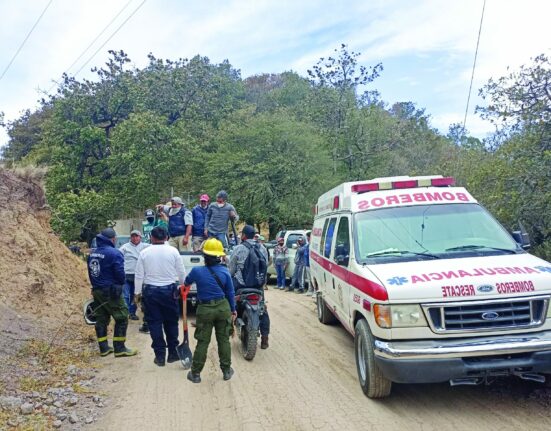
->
xmin=134 ymin=226 xmax=186 ymax=366
xmin=87 ymin=228 xmax=137 ymax=358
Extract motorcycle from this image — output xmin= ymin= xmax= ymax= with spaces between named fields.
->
xmin=234 ymin=288 xmax=265 ymax=361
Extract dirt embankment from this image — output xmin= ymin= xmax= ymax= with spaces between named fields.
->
xmin=0 ymin=168 xmax=103 ymax=430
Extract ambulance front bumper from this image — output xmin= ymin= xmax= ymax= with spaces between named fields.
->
xmin=373 ymin=331 xmax=551 ymax=383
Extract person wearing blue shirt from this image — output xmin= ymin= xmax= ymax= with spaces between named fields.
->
xmin=185 ymin=238 xmax=236 ymax=383
xmin=305 ymin=232 xmax=314 ymax=296
xmin=191 ymin=194 xmax=210 ymax=252
xmin=87 ymin=227 xmax=137 ymax=358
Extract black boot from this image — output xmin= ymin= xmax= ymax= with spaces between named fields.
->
xmin=95 ymin=325 xmax=113 ymax=357
xmin=139 ymin=321 xmax=149 ymax=333
xmin=113 ymin=321 xmax=137 ymax=357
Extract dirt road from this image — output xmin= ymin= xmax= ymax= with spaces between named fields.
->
xmin=96 ymin=289 xmax=551 ymax=431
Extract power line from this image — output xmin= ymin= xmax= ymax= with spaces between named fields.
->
xmin=0 ymin=0 xmax=54 ymax=83
xmin=66 ymin=0 xmax=135 ymax=75
xmin=462 ymin=0 xmax=486 ymax=134
xmin=72 ymin=0 xmax=147 ymax=79
xmin=47 ymin=0 xmax=134 ymax=94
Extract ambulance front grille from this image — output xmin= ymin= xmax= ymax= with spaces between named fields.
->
xmin=423 ymin=296 xmax=549 ymax=333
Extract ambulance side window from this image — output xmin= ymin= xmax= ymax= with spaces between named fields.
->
xmin=323 ymin=218 xmax=338 ymax=259
xmin=335 ymin=217 xmax=350 ymax=266
xmin=319 ymin=219 xmax=330 ymax=255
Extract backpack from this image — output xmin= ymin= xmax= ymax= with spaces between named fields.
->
xmin=241 ymin=242 xmax=267 ymax=288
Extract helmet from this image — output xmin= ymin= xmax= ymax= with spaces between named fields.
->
xmin=202 ymin=238 xmax=226 ymax=257
xmin=145 ymin=209 xmax=155 ymax=218
xmin=83 ymin=299 xmax=97 ymax=325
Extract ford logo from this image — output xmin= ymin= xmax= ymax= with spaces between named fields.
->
xmin=477 ymin=285 xmax=494 ymax=293
xmin=481 ymin=311 xmax=499 ymax=320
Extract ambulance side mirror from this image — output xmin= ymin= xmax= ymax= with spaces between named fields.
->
xmin=512 ymin=221 xmax=530 ymax=250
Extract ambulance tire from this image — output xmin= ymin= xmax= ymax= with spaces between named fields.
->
xmin=316 ymin=295 xmax=336 ymax=325
xmin=354 ymin=319 xmax=392 ymax=398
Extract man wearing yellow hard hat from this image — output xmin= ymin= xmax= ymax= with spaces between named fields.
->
xmin=184 ymin=238 xmax=236 ymax=383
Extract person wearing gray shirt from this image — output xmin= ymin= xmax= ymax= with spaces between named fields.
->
xmin=204 ymin=190 xmax=238 ymax=248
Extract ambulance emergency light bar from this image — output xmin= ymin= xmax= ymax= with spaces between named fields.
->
xmin=351 ymin=177 xmax=455 ymax=193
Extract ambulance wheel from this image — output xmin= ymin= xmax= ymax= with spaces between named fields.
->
xmin=316 ymin=294 xmax=336 ymax=325
xmin=354 ymin=319 xmax=392 ymax=398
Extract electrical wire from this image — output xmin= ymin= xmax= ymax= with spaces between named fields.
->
xmin=0 ymin=0 xmax=54 ymax=83
xmin=46 ymin=0 xmax=134 ymax=94
xmin=71 ymin=0 xmax=147 ymax=79
xmin=462 ymin=0 xmax=487 ymax=134
xmin=65 ymin=0 xmax=134 ymax=76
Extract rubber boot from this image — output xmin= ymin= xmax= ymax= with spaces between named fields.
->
xmin=95 ymin=325 xmax=113 ymax=357
xmin=113 ymin=321 xmax=137 ymax=357
xmin=261 ymin=335 xmax=269 ymax=349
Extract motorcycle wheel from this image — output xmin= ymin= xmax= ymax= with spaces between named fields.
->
xmin=240 ymin=310 xmax=258 ymax=361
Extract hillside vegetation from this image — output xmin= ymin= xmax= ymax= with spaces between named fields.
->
xmin=1 ymin=46 xmax=549 ymax=259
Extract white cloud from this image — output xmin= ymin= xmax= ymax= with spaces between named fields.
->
xmin=1 ymin=0 xmax=550 ymax=146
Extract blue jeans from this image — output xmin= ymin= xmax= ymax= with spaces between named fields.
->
xmin=123 ymin=276 xmax=137 ymax=315
xmin=142 ymin=285 xmax=180 ymax=359
xmin=208 ymin=231 xmax=228 ymax=248
xmin=275 ymin=264 xmax=286 ymax=288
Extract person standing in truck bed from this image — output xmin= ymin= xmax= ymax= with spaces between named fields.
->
xmin=204 ymin=190 xmax=238 ymax=249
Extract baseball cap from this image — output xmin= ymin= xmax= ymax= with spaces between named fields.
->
xmin=242 ymin=225 xmax=256 ymax=239
xmin=100 ymin=228 xmax=117 ymax=239
xmin=145 ymin=209 xmax=155 ymax=217
xmin=258 ymin=235 xmax=265 ymax=241
xmin=200 ymin=194 xmax=210 ymax=202
xmin=130 ymin=230 xmax=142 ymax=236
xmin=171 ymin=197 xmax=183 ymax=205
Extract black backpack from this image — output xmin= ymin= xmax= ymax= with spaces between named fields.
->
xmin=241 ymin=242 xmax=267 ymax=288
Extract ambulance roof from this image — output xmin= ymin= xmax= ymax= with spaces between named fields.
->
xmin=315 ymin=175 xmax=477 ymax=217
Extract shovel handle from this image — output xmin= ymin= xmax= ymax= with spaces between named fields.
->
xmin=180 ymin=285 xmax=190 ymax=332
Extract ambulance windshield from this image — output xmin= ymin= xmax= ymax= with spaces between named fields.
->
xmin=355 ymin=203 xmax=521 ymax=263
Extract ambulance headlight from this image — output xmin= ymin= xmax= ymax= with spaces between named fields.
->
xmin=374 ymin=304 xmax=427 ymax=328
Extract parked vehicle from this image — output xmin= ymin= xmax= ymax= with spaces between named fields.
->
xmin=234 ymin=288 xmax=266 ymax=360
xmin=179 ymin=251 xmax=204 ymax=306
xmin=267 ymin=229 xmax=311 ymax=282
xmin=312 ymin=175 xmax=551 ymax=398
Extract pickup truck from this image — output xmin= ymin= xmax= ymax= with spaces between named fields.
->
xmin=180 ymin=251 xmax=204 ymax=306
xmin=267 ymin=229 xmax=311 ymax=283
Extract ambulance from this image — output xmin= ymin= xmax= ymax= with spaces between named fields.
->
xmin=310 ymin=175 xmax=551 ymax=398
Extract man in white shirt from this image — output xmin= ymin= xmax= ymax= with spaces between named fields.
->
xmin=119 ymin=230 xmax=149 ymax=321
xmin=135 ymin=226 xmax=186 ymax=366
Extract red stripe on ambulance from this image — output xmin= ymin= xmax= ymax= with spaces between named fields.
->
xmin=311 ymin=251 xmax=388 ymax=301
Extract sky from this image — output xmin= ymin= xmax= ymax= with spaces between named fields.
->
xmin=1 ymin=0 xmax=550 ymax=148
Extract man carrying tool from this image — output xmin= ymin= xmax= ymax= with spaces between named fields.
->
xmin=134 ymin=226 xmax=186 ymax=367
xmin=184 ymin=238 xmax=236 ymax=383
xmin=191 ymin=194 xmax=210 ymax=252
xmin=119 ymin=230 xmax=149 ymax=321
xmin=229 ymin=225 xmax=271 ymax=349
xmin=157 ymin=197 xmax=193 ymax=252
xmin=87 ymin=228 xmax=137 ymax=358
xmin=204 ymin=190 xmax=238 ymax=249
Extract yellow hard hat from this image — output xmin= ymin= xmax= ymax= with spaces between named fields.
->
xmin=202 ymin=238 xmax=226 ymax=257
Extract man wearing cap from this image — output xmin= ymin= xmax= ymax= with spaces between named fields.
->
xmin=191 ymin=194 xmax=210 ymax=252
xmin=229 ymin=225 xmax=271 ymax=349
xmin=134 ymin=226 xmax=186 ymax=366
xmin=158 ymin=197 xmax=194 ymax=252
xmin=119 ymin=230 xmax=149 ymax=321
xmin=204 ymin=190 xmax=238 ymax=249
xmin=87 ymin=228 xmax=137 ymax=358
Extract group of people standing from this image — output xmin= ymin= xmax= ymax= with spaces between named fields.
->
xmin=87 ymin=190 xmax=272 ymax=383
xmin=272 ymin=232 xmax=313 ymax=295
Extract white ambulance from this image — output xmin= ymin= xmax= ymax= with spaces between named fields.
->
xmin=311 ymin=175 xmax=551 ymax=398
